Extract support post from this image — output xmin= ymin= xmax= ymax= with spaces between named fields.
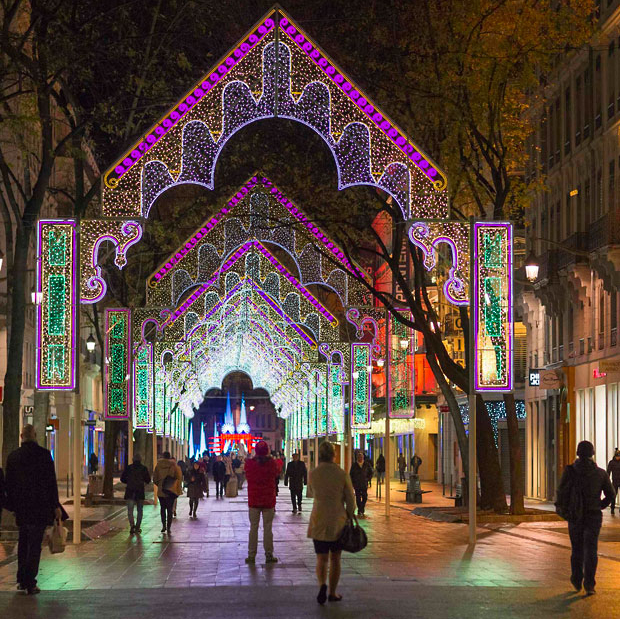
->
xmin=152 ymin=429 xmax=158 ymax=506
xmin=72 ymin=391 xmax=82 ymax=545
xmin=385 ymin=306 xmax=391 ymax=517
xmin=314 ymin=436 xmax=319 ymax=469
xmin=127 ymin=416 xmax=133 ymax=463
xmin=468 ymin=216 xmax=477 ymax=544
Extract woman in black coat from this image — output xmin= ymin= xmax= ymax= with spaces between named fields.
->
xmin=185 ymin=462 xmax=207 ymax=518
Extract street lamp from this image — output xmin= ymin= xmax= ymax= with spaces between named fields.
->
xmin=524 ymin=251 xmax=539 ymax=282
xmin=86 ymin=333 xmax=96 ymax=353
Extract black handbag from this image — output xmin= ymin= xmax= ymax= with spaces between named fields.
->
xmin=337 ymin=516 xmax=368 ymax=553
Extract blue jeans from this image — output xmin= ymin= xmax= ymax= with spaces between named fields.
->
xmin=127 ymin=499 xmax=143 ymax=528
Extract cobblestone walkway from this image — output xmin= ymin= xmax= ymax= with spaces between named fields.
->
xmin=0 ymin=482 xmax=619 ymax=617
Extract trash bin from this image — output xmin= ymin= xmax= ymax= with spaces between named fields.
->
xmin=88 ymin=474 xmax=103 ymax=496
xmin=406 ymin=475 xmax=423 ymax=503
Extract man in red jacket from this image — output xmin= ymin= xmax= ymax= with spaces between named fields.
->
xmin=244 ymin=440 xmax=282 ymax=564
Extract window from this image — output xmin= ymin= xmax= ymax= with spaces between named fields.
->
xmin=555 ymin=98 xmax=561 ymax=161
xmin=568 ymin=304 xmax=574 ymax=349
xmin=541 ymin=112 xmax=548 ymax=173
xmin=584 ymin=68 xmax=591 ymax=138
xmin=597 ymin=168 xmax=603 ymax=219
xmin=565 ymin=87 xmax=571 ymax=154
xmin=548 ymin=104 xmax=554 ymax=168
xmin=599 ymin=288 xmax=606 ymax=349
xmin=609 ymin=40 xmax=616 ymax=118
xmin=612 ymin=292 xmax=618 ymax=346
xmin=610 ymin=160 xmax=615 ymax=212
xmin=576 ymin=76 xmax=582 ymax=144
xmin=595 ymin=55 xmax=602 ymax=129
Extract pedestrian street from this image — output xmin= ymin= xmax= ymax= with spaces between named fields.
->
xmin=0 ymin=483 xmax=619 ymax=618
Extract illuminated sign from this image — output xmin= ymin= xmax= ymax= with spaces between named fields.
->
xmin=104 ymin=309 xmax=131 ymax=419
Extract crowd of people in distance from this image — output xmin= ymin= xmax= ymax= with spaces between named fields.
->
xmin=0 ymin=427 xmax=618 ymax=603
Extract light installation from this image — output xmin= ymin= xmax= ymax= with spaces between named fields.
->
xmin=188 ymin=421 xmax=195 ymax=458
xmin=388 ymin=310 xmax=415 ymax=418
xmin=36 ymin=220 xmax=77 ymax=390
xmin=101 ymin=9 xmax=447 ymax=222
xmin=351 ymin=343 xmax=372 ymax=429
xmin=199 ymin=422 xmax=207 ymax=456
xmin=34 ymin=10 xmax=515 ymax=458
xmin=104 ymin=309 xmax=131 ymax=419
xmin=133 ymin=344 xmax=153 ymax=429
xmin=474 ymin=222 xmax=513 ymax=391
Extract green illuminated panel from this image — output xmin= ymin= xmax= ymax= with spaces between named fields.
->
xmin=47 ymin=275 xmax=66 ymax=336
xmin=48 ymin=230 xmax=66 ymax=266
xmin=483 ymin=277 xmax=502 ymax=337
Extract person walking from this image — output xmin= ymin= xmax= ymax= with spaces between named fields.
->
xmin=244 ymin=440 xmax=282 ymax=564
xmin=212 ymin=455 xmax=226 ymax=498
xmin=185 ymin=461 xmax=207 ymax=519
xmin=5 ymin=425 xmax=63 ymax=595
xmin=120 ymin=454 xmax=151 ymax=534
xmin=152 ymin=451 xmax=182 ymax=535
xmin=375 ymin=453 xmax=386 ymax=485
xmin=350 ymin=451 xmax=372 ymax=518
xmin=89 ymin=452 xmax=99 ymax=475
xmin=234 ymin=456 xmax=245 ymax=490
xmin=284 ymin=452 xmax=307 ymax=513
xmin=606 ymin=449 xmax=620 ymax=514
xmin=397 ymin=452 xmax=407 ymax=483
xmin=556 ymin=440 xmax=615 ymax=595
xmin=308 ymin=441 xmax=355 ymax=604
xmin=411 ymin=453 xmax=422 ymax=475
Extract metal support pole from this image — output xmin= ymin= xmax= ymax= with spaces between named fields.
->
xmin=314 ymin=436 xmax=319 ymax=469
xmin=385 ymin=306 xmax=391 ymax=517
xmin=72 ymin=391 xmax=82 ymax=545
xmin=468 ymin=216 xmax=477 ymax=544
xmin=127 ymin=416 xmax=133 ymax=463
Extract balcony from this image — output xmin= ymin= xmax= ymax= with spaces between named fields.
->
xmin=588 ymin=210 xmax=620 ymax=251
xmin=612 ymin=328 xmax=617 ymax=347
xmin=538 ymin=250 xmax=559 ymax=281
xmin=558 ymin=233 xmax=588 ymax=269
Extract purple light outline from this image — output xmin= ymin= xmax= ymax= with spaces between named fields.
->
xmin=388 ymin=308 xmax=416 ymax=419
xmin=277 ymin=14 xmax=445 ymax=189
xmin=351 ymin=342 xmax=372 ymax=429
xmin=473 ymin=222 xmax=513 ymax=392
xmin=104 ymin=16 xmax=275 ymax=185
xmin=82 ymin=221 xmax=143 ymax=304
xmin=104 ymin=308 xmax=131 ymax=420
xmin=133 ymin=342 xmax=154 ymax=429
xmin=36 ymin=219 xmax=77 ymax=390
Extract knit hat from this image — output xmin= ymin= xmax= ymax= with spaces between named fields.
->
xmin=576 ymin=440 xmax=594 ymax=458
xmin=255 ymin=440 xmax=269 ymax=456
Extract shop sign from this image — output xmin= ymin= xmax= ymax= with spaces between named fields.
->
xmin=599 ymin=360 xmax=620 ymax=373
xmin=528 ymin=370 xmax=540 ymax=387
xmin=539 ymin=369 xmax=562 ymax=389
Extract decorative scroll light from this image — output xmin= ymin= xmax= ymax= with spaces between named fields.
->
xmin=408 ymin=221 xmax=469 ymax=306
xmin=328 ymin=362 xmax=345 ymax=434
xmin=351 ymin=343 xmax=372 ymax=428
xmin=101 ymin=9 xmax=447 ymax=221
xmin=36 ymin=220 xmax=77 ymax=390
xmin=80 ymin=220 xmax=143 ymax=303
xmin=388 ymin=310 xmax=415 ymax=418
xmin=133 ymin=344 xmax=153 ymax=428
xmin=474 ymin=222 xmax=513 ymax=391
xmin=104 ymin=309 xmax=131 ymax=419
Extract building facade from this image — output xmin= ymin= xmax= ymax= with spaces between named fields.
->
xmin=523 ymin=2 xmax=620 ymax=500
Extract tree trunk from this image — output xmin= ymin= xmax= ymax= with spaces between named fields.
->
xmin=33 ymin=390 xmax=49 ymax=450
xmin=103 ymin=420 xmax=121 ymax=499
xmin=476 ymin=395 xmax=507 ymax=512
xmin=2 ymin=226 xmax=32 ymax=465
xmin=504 ymin=392 xmax=525 ymax=514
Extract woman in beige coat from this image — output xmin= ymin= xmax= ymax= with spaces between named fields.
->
xmin=307 ymin=441 xmax=355 ymax=604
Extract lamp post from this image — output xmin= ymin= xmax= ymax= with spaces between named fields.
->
xmin=524 ymin=251 xmax=540 ymax=283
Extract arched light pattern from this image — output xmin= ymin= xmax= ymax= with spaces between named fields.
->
xmin=102 ymin=10 xmax=447 ymax=221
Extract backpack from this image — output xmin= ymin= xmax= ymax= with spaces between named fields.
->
xmin=555 ymin=465 xmax=584 ymax=521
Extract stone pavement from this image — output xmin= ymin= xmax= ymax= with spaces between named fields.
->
xmin=0 ymin=480 xmax=618 ymax=618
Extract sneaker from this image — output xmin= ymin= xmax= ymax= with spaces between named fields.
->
xmin=16 ymin=583 xmax=26 ymax=593
xmin=161 ymin=527 xmax=166 ymax=533
xmin=265 ymin=555 xmax=278 ymax=564
xmin=585 ymin=588 xmax=596 ymax=596
xmin=26 ymin=586 xmax=41 ymax=595
xmin=570 ymin=576 xmax=581 ymax=592
xmin=245 ymin=556 xmax=255 ymax=564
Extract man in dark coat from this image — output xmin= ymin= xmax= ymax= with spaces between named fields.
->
xmin=5 ymin=424 xmax=62 ymax=595
xmin=556 ymin=441 xmax=615 ymax=595
xmin=88 ymin=452 xmax=99 ymax=474
xmin=411 ymin=453 xmax=422 ymax=475
xmin=350 ymin=450 xmax=373 ymax=518
xmin=606 ymin=449 xmax=620 ymax=514
xmin=212 ymin=455 xmax=226 ymax=498
xmin=284 ymin=452 xmax=307 ymax=513
xmin=120 ymin=454 xmax=151 ymax=534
